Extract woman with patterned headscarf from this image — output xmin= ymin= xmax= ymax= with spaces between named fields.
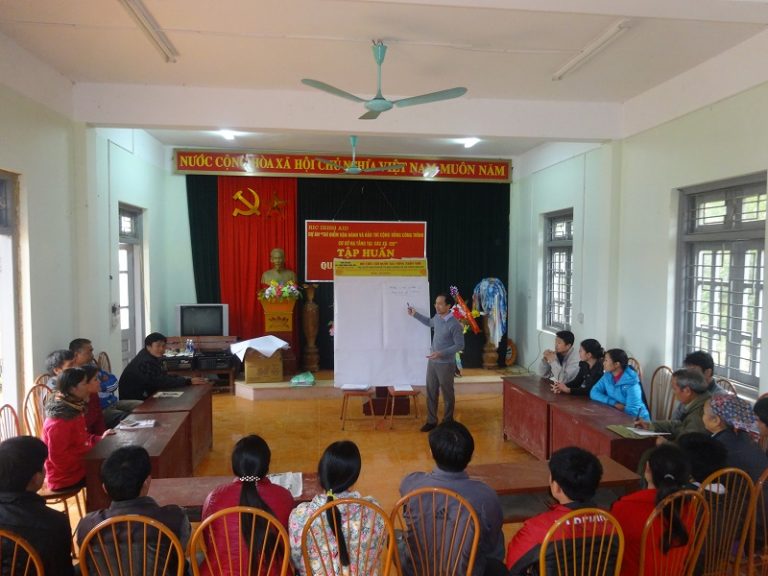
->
xmin=703 ymin=394 xmax=768 ymax=482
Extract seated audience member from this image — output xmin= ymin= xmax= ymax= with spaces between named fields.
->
xmin=82 ymin=364 xmax=107 ymax=436
xmin=506 ymin=447 xmax=604 ymax=574
xmin=288 ymin=441 xmax=383 ymax=576
xmin=76 ymin=446 xmax=191 ymax=566
xmin=611 ymin=444 xmax=691 ymax=576
xmin=118 ymin=332 xmax=207 ymax=400
xmin=590 ymin=348 xmax=650 ymax=420
xmin=634 ymin=369 xmax=710 ymax=440
xmin=703 ymin=394 xmax=768 ymax=482
xmin=43 ymin=368 xmax=113 ymax=491
xmin=552 ymin=338 xmax=605 ymax=396
xmin=676 ymin=432 xmax=728 ymax=489
xmin=754 ymin=397 xmax=768 ymax=442
xmin=538 ymin=330 xmax=580 ymax=383
xmin=672 ymin=351 xmax=727 ymax=420
xmin=70 ymin=337 xmax=140 ymax=427
xmin=201 ymin=435 xmax=294 ymax=575
xmin=0 ymin=436 xmax=74 ymax=575
xmin=399 ymin=421 xmax=506 ymax=576
xmin=42 ymin=348 xmax=75 ymax=390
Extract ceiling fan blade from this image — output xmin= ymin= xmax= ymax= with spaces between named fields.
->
xmin=301 ymin=79 xmax=366 ymax=104
xmin=393 ymin=87 xmax=468 ymax=108
xmin=359 ymin=109 xmax=382 ymax=120
xmin=359 ymin=163 xmax=406 ymax=173
xmin=316 ymin=158 xmax=345 ymax=171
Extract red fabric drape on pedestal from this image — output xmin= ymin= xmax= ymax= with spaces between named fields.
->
xmin=217 ymin=176 xmax=297 ymax=340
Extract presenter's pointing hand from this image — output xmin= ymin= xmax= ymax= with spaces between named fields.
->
xmin=407 ymin=305 xmax=415 ymax=316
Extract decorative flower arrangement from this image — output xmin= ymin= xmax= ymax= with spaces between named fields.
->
xmin=449 ymin=286 xmax=481 ymax=334
xmin=258 ymin=280 xmax=302 ymax=302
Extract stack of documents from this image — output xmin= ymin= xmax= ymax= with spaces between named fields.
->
xmin=268 ymin=472 xmax=303 ymax=498
xmin=117 ymin=418 xmax=156 ymax=430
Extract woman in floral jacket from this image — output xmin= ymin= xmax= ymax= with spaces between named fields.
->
xmin=288 ymin=440 xmax=384 ymax=575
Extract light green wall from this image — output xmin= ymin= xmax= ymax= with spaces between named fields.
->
xmin=83 ymin=129 xmax=196 ymax=368
xmin=512 ymin=82 xmax=768 ymax=393
xmin=0 ymin=84 xmax=76 ymax=403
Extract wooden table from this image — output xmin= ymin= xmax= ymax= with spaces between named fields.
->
xmin=468 ymin=455 xmax=639 ymax=523
xmin=132 ymin=383 xmax=213 ymax=469
xmin=85 ymin=412 xmax=190 ymax=512
xmin=549 ymin=402 xmax=657 ymax=472
xmin=503 ymin=375 xmax=562 ymax=459
xmin=148 ymin=473 xmax=322 ymax=522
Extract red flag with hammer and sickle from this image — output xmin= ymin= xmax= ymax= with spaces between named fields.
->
xmin=217 ymin=176 xmax=297 ymax=340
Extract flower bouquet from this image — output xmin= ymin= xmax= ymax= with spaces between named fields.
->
xmin=449 ymin=286 xmax=481 ymax=334
xmin=258 ymin=280 xmax=302 ymax=302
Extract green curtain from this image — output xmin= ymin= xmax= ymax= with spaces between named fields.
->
xmin=185 ymin=175 xmax=220 ymax=303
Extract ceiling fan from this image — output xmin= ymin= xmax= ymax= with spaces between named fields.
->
xmin=316 ymin=135 xmax=405 ymax=175
xmin=302 ymin=40 xmax=467 ymax=120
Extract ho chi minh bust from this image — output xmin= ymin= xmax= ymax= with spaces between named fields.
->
xmin=261 ymin=247 xmax=296 ymax=285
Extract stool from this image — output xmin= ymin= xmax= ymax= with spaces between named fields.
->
xmin=340 ymin=389 xmax=376 ymax=430
xmin=384 ymin=386 xmax=421 ymax=429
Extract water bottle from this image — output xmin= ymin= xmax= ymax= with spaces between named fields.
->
xmin=185 ymin=339 xmax=192 ymax=355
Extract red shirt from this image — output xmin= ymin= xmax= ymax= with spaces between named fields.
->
xmin=200 ymin=478 xmax=295 ymax=576
xmin=42 ymin=414 xmax=100 ymax=490
xmin=506 ymin=503 xmax=608 ymax=572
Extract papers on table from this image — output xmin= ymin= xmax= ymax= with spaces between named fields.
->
xmin=117 ymin=418 xmax=156 ymax=430
xmin=268 ymin=472 xmax=303 ymax=498
xmin=230 ymin=336 xmax=290 ymax=362
xmin=606 ymin=424 xmax=670 ymax=438
xmin=154 ymin=391 xmax=184 ymax=398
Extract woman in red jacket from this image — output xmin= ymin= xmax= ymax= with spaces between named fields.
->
xmin=611 ymin=443 xmax=691 ymax=576
xmin=200 ymin=434 xmax=294 ymax=575
xmin=42 ymin=367 xmax=113 ymax=491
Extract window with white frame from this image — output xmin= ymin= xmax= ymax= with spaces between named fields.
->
xmin=544 ymin=211 xmax=573 ymax=331
xmin=679 ymin=176 xmax=766 ymax=392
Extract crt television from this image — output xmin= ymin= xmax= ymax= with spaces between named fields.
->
xmin=175 ymin=304 xmax=229 ymax=336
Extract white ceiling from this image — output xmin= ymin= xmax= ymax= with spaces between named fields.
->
xmin=2 ymin=0 xmax=768 ymax=159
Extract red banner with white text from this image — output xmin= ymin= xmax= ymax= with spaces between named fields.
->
xmin=305 ymin=220 xmax=426 ymax=282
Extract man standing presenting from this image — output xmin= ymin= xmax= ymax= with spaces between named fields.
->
xmin=408 ymin=293 xmax=464 ymax=432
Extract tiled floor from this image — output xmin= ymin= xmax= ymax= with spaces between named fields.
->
xmin=200 ymin=385 xmax=534 ymax=517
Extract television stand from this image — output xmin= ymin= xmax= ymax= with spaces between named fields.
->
xmin=165 ymin=336 xmax=239 ymax=394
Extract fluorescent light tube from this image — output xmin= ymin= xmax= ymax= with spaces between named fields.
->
xmin=117 ymin=0 xmax=179 ymax=63
xmin=552 ymin=19 xmax=631 ymax=81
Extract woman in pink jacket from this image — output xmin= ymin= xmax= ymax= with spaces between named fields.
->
xmin=42 ymin=367 xmax=113 ymax=491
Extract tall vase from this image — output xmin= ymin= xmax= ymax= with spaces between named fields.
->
xmin=302 ymin=285 xmax=320 ymax=372
xmin=482 ymin=315 xmax=498 ymax=370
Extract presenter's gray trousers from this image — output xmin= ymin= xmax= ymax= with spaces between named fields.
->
xmin=426 ymin=360 xmax=456 ymax=424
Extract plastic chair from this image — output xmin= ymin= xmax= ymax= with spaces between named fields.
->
xmin=716 ymin=376 xmax=738 ymax=395
xmin=301 ymin=497 xmax=393 ymax=576
xmin=79 ymin=514 xmax=185 ymax=576
xmin=538 ymin=507 xmax=624 ymax=576
xmin=97 ymin=351 xmax=112 ymax=373
xmin=23 ymin=385 xmax=50 ymax=437
xmin=637 ymin=489 xmax=709 ymax=576
xmin=0 ymin=528 xmax=45 ymax=575
xmin=339 ymin=388 xmax=376 ymax=430
xmin=748 ymin=468 xmax=768 ymax=576
xmin=698 ymin=467 xmax=755 ymax=576
xmin=189 ymin=505 xmax=290 ymax=576
xmin=391 ymin=487 xmax=480 ymax=576
xmin=649 ymin=366 xmax=675 ymax=420
xmin=0 ymin=404 xmax=21 ymax=441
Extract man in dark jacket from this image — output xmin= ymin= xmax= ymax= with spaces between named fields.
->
xmin=118 ymin=332 xmax=206 ymax=400
xmin=76 ymin=446 xmax=191 ymax=572
xmin=0 ymin=436 xmax=74 ymax=575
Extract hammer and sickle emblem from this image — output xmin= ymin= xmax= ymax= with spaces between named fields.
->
xmin=232 ymin=188 xmax=260 ymax=216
